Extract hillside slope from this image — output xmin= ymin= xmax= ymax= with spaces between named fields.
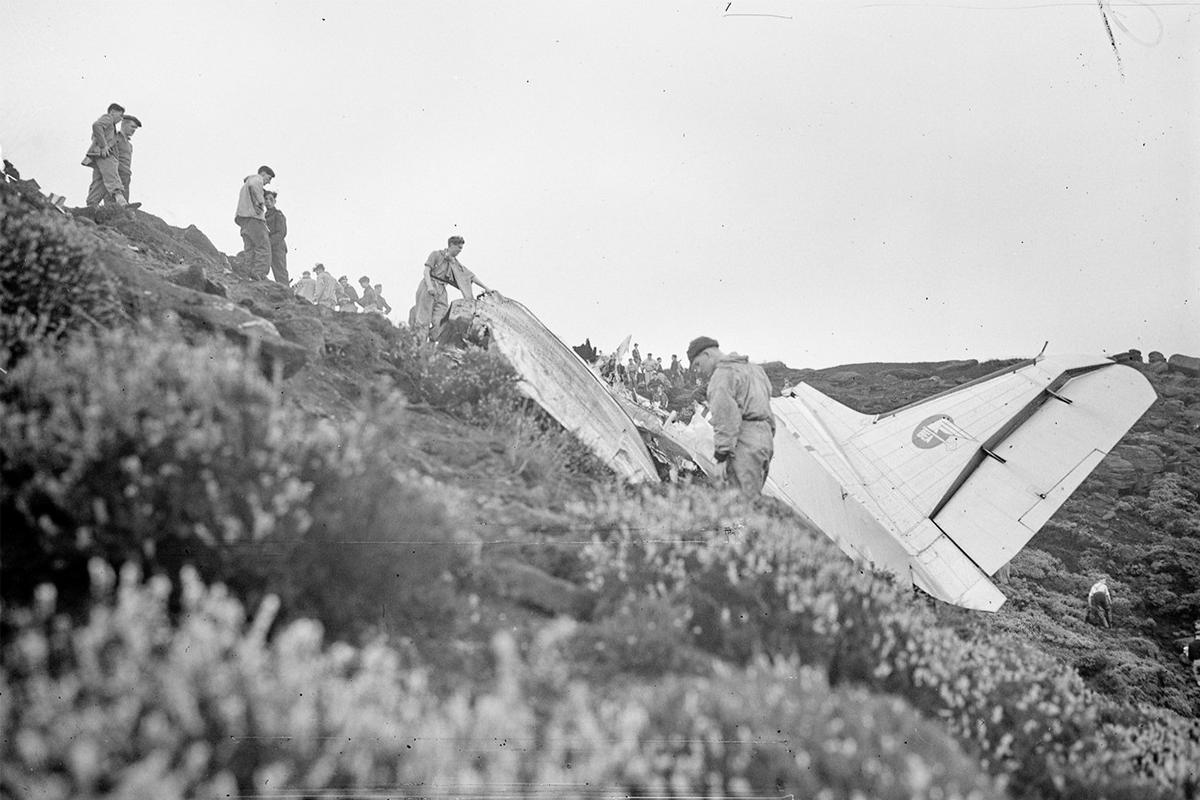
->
xmin=3 ymin=176 xmax=1198 ymax=799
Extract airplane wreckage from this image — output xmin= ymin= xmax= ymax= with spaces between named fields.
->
xmin=450 ymin=293 xmax=1156 ymax=612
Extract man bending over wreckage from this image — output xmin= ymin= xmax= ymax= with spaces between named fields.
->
xmin=409 ymin=236 xmax=492 ymax=342
xmin=687 ymin=335 xmax=776 ymax=496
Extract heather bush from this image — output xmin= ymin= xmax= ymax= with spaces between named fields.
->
xmin=576 ymin=484 xmax=1199 ymax=799
xmin=0 ymin=328 xmax=472 ymax=642
xmin=1 ymin=564 xmax=1002 ymax=800
xmin=0 ymin=184 xmax=123 ymax=368
xmin=389 ymin=326 xmax=521 ymax=411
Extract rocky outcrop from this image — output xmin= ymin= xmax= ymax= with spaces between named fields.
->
xmin=483 ymin=558 xmax=596 ymax=618
xmin=98 ymin=250 xmax=310 ymax=377
xmin=1168 ymin=354 xmax=1200 ymax=377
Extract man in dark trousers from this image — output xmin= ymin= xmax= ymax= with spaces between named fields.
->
xmin=687 ymin=335 xmax=776 ymax=496
xmin=1185 ymin=621 xmax=1200 ymax=688
xmin=234 ymin=165 xmax=275 ymax=280
xmin=83 ymin=103 xmax=138 ymax=210
xmin=264 ymin=188 xmax=289 ymax=284
xmin=114 ymin=114 xmax=141 ymax=203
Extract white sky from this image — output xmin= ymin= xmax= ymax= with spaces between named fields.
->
xmin=2 ymin=1 xmax=1197 ymax=369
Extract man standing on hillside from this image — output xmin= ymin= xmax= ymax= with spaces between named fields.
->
xmin=114 ymin=114 xmax=141 ymax=203
xmin=1185 ymin=621 xmax=1200 ymax=688
xmin=1088 ymin=577 xmax=1113 ymax=628
xmin=263 ymin=189 xmax=290 ymax=285
xmin=83 ymin=103 xmax=139 ymax=211
xmin=337 ymin=275 xmax=359 ymax=312
xmin=312 ymin=263 xmax=338 ymax=309
xmin=294 ymin=270 xmax=317 ymax=302
xmin=374 ymin=283 xmax=393 ymax=316
xmin=687 ymin=335 xmax=776 ymax=496
xmin=233 ymin=165 xmax=275 ymax=280
xmin=409 ymin=236 xmax=492 ymax=341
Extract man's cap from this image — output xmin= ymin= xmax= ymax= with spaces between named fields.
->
xmin=264 ymin=188 xmax=277 ymax=197
xmin=359 ymin=275 xmax=370 ymax=283
xmin=687 ymin=336 xmax=719 ymax=363
xmin=314 ymin=262 xmax=325 ymax=271
xmin=302 ymin=270 xmax=311 ymax=276
xmin=124 ymin=115 xmax=142 ymax=127
xmin=338 ymin=275 xmax=348 ymax=281
xmin=259 ymin=165 xmax=276 ymax=178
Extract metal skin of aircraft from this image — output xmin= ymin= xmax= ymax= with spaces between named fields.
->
xmin=763 ymin=355 xmax=1157 ymax=610
xmin=468 ymin=295 xmax=1157 ymax=611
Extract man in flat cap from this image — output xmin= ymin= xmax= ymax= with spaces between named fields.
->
xmin=114 ymin=114 xmax=141 ymax=204
xmin=83 ymin=103 xmax=139 ymax=211
xmin=687 ymin=335 xmax=776 ymax=496
xmin=234 ymin=165 xmax=275 ymax=280
xmin=264 ymin=188 xmax=290 ymax=285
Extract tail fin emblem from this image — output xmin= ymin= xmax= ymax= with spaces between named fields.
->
xmin=912 ymin=414 xmax=972 ymax=450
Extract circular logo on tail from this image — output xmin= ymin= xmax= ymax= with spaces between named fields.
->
xmin=912 ymin=414 xmax=971 ymax=450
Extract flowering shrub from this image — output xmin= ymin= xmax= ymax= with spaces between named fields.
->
xmin=576 ymin=484 xmax=1199 ymax=800
xmin=389 ymin=326 xmax=521 ymax=411
xmin=0 ymin=185 xmax=123 ymax=369
xmin=1 ymin=564 xmax=1001 ymax=800
xmin=0 ymin=328 xmax=471 ymax=641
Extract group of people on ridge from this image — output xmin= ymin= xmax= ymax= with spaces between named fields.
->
xmin=293 ymin=265 xmax=392 ymax=314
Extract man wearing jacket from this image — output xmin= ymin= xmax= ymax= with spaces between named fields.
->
xmin=409 ymin=236 xmax=491 ymax=341
xmin=263 ymin=189 xmax=289 ymax=284
xmin=312 ymin=263 xmax=338 ymax=309
xmin=234 ymin=165 xmax=275 ymax=280
xmin=83 ymin=103 xmax=137 ymax=210
xmin=687 ymin=335 xmax=776 ymax=496
xmin=114 ymin=115 xmax=141 ymax=203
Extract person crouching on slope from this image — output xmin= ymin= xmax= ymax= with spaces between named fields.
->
xmin=687 ymin=335 xmax=776 ymax=496
xmin=1088 ymin=577 xmax=1113 ymax=628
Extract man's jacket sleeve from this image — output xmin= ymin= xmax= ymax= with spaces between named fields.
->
xmin=91 ymin=115 xmax=115 ymax=151
xmin=706 ymin=369 xmax=742 ymax=455
xmin=250 ymin=181 xmax=265 ymax=215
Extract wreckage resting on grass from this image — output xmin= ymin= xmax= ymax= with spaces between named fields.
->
xmin=468 ymin=294 xmax=1156 ymax=612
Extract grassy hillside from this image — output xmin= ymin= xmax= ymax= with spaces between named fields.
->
xmin=2 ymin=177 xmax=1198 ymax=799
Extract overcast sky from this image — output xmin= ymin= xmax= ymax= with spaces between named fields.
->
xmin=2 ymin=1 xmax=1196 ymax=369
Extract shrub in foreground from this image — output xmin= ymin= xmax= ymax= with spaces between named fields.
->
xmin=1 ymin=564 xmax=1001 ymax=800
xmin=0 ymin=328 xmax=472 ymax=641
xmin=577 ymin=485 xmax=1200 ymax=800
xmin=0 ymin=184 xmax=123 ymax=369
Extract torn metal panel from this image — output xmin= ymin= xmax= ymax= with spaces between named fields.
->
xmin=471 ymin=294 xmax=660 ymax=483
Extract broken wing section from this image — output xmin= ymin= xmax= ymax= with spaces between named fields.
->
xmin=471 ymin=294 xmax=660 ymax=483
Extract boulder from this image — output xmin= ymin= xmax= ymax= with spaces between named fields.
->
xmin=485 ymin=558 xmax=596 ymax=618
xmin=1110 ymin=443 xmax=1164 ymax=491
xmin=1148 ymin=351 xmax=1166 ymax=364
xmin=1168 ymin=353 xmax=1200 ymax=377
xmin=829 ymin=371 xmax=863 ymax=384
xmin=1091 ymin=454 xmax=1137 ymax=492
xmin=274 ymin=316 xmax=327 ymax=357
xmin=182 ymin=224 xmax=224 ymax=260
xmin=1127 ymin=349 xmax=1143 ymax=363
xmin=166 ymin=263 xmax=209 ymax=293
xmin=884 ymin=368 xmax=926 ymax=380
